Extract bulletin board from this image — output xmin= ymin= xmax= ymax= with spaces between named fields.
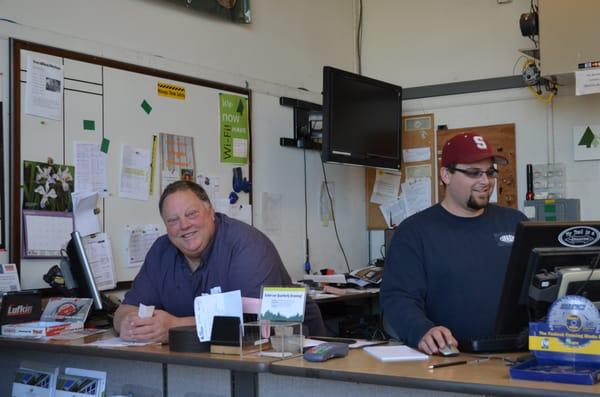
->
xmin=366 ymin=114 xmax=435 ymax=229
xmin=9 ymin=39 xmax=252 ymax=287
xmin=437 ymin=123 xmax=517 ymax=209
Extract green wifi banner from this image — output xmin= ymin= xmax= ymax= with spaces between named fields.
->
xmin=219 ymin=93 xmax=249 ymax=164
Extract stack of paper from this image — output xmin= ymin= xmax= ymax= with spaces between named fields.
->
xmin=363 ymin=345 xmax=429 ymax=362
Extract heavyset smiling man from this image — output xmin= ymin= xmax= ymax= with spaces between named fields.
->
xmin=114 ymin=180 xmax=325 ymax=342
xmin=381 ymin=133 xmax=527 ymax=354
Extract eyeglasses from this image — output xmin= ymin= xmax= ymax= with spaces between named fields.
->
xmin=449 ymin=167 xmax=499 ymax=179
xmin=165 ymin=208 xmax=201 ymax=227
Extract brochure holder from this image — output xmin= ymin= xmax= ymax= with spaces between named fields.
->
xmin=239 ymin=285 xmax=307 ymax=357
xmin=12 ymin=361 xmax=58 ymax=397
xmin=242 ymin=321 xmax=303 ymax=358
xmin=55 ymin=367 xmax=107 ymax=397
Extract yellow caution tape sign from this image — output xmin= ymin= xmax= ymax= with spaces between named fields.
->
xmin=157 ymin=82 xmax=185 ymax=100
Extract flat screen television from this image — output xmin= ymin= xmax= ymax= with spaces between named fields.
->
xmin=495 ymin=221 xmax=600 ymax=336
xmin=321 ymin=66 xmax=402 ymax=170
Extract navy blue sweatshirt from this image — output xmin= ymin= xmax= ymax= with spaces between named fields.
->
xmin=380 ymin=204 xmax=527 ymax=348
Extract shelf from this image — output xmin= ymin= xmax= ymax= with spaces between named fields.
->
xmin=279 ymin=96 xmax=323 ymax=151
xmin=519 ymin=48 xmax=540 ymax=60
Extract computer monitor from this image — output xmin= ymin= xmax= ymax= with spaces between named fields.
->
xmin=525 ymin=246 xmax=600 ymax=322
xmin=65 ymin=231 xmax=105 ymax=311
xmin=495 ymin=221 xmax=600 ymax=336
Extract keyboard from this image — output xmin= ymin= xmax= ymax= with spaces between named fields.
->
xmin=459 ymin=333 xmax=528 ymax=353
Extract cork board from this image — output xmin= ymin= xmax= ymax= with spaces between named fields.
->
xmin=437 ymin=123 xmax=517 ymax=208
xmin=366 ymin=114 xmax=435 ymax=229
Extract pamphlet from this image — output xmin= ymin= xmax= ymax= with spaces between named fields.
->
xmin=194 ymin=290 xmax=243 ymax=342
xmin=260 ymin=286 xmax=306 ymax=322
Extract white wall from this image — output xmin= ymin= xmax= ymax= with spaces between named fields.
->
xmin=362 ymin=0 xmax=532 ymax=86
xmin=363 ymin=0 xmax=600 ymax=260
xmin=362 ymin=0 xmax=600 ymax=217
xmin=5 ymin=1 xmax=599 ymax=285
xmin=1 ymin=0 xmax=355 ymax=93
xmin=0 ymin=0 xmax=368 ymax=288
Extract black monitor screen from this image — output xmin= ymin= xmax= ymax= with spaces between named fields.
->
xmin=321 ymin=66 xmax=402 ymax=170
xmin=65 ymin=231 xmax=104 ymax=311
xmin=495 ymin=221 xmax=600 ymax=335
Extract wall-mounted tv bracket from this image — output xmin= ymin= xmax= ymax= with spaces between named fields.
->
xmin=279 ymin=97 xmax=323 ymax=151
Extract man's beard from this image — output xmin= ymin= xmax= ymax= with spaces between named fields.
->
xmin=467 ymin=192 xmax=489 ymax=210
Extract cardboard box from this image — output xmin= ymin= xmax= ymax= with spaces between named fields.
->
xmin=1 ymin=297 xmax=91 ymax=338
xmin=2 ymin=320 xmax=83 ymax=338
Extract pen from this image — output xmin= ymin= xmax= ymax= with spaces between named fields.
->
xmin=427 ymin=358 xmax=488 ymax=369
xmin=428 ymin=360 xmax=467 ymax=369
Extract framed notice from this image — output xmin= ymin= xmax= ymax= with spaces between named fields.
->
xmin=259 ymin=286 xmax=307 ymax=322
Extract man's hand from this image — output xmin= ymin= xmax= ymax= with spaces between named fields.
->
xmin=417 ymin=326 xmax=458 ymax=355
xmin=119 ymin=309 xmax=182 ymax=343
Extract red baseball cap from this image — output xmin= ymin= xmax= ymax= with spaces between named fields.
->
xmin=441 ymin=133 xmax=508 ymax=167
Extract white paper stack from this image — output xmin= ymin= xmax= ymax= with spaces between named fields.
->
xmin=363 ymin=345 xmax=429 ymax=362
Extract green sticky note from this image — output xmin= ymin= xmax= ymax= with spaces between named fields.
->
xmin=545 ymin=215 xmax=557 ymax=221
xmin=83 ymin=119 xmax=95 ymax=131
xmin=141 ymin=99 xmax=152 ymax=114
xmin=100 ymin=138 xmax=110 ymax=154
xmin=544 ymin=204 xmax=556 ymax=213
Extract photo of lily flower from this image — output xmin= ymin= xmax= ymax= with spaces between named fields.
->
xmin=23 ymin=160 xmax=75 ymax=212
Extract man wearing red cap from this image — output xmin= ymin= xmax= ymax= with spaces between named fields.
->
xmin=380 ymin=133 xmax=527 ymax=354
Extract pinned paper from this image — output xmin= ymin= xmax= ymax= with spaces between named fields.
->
xmin=159 ymin=132 xmax=195 ymax=192
xmin=370 ymin=169 xmax=401 ymax=205
xmin=0 ymin=263 xmax=21 ymax=293
xmin=576 ymin=69 xmax=600 ymax=96
xmin=261 ymin=192 xmax=282 ymax=232
xmin=119 ymin=145 xmax=151 ymax=201
xmin=25 ymin=55 xmax=63 ymax=120
xmin=126 ymin=224 xmax=161 ymax=268
xmin=402 ymin=147 xmax=430 ymax=163
xmin=82 ymin=233 xmax=117 ymax=291
xmin=405 ymin=164 xmax=431 ymax=179
xmin=379 ymin=196 xmax=409 ymax=228
xmin=402 ymin=177 xmax=432 ymax=217
xmin=74 ymin=141 xmax=108 ymax=197
xmin=197 ymin=174 xmax=220 ymax=205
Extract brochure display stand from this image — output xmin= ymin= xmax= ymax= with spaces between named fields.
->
xmin=242 ymin=321 xmax=303 ymax=358
xmin=241 ymin=286 xmax=307 ymax=358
